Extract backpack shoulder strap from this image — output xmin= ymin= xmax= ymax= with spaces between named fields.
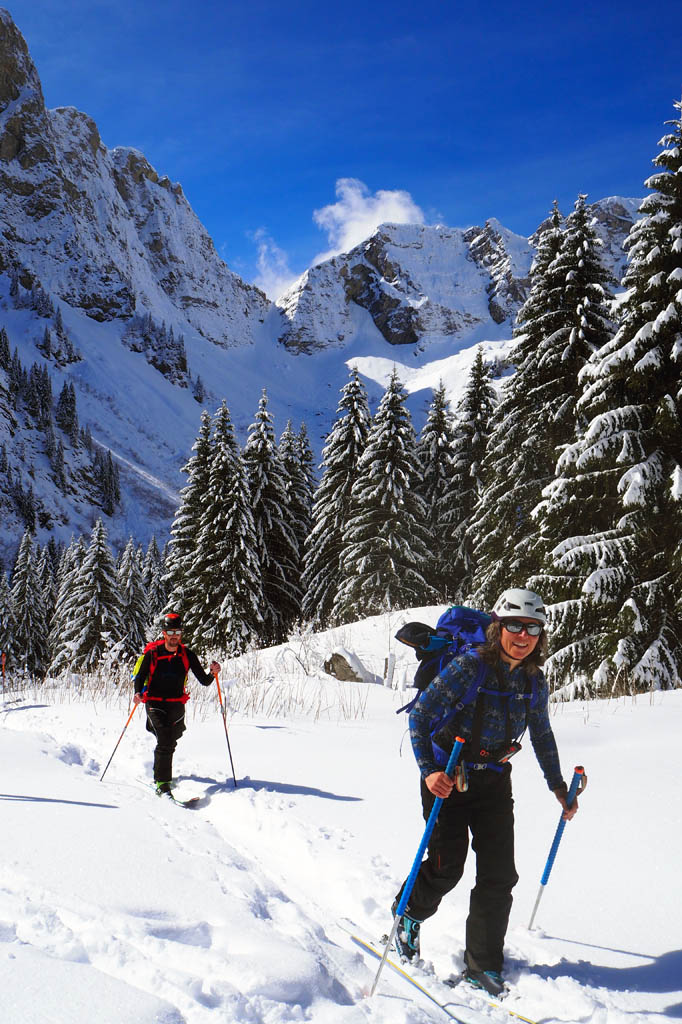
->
xmin=177 ymin=643 xmax=190 ymax=675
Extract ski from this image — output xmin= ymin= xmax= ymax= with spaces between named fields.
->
xmin=171 ymin=796 xmax=202 ymax=809
xmin=134 ymin=779 xmax=204 ymax=808
xmin=348 ymin=930 xmax=474 ymax=1022
xmin=158 ymin=790 xmax=202 ymax=809
xmin=341 ymin=921 xmax=539 ymax=1024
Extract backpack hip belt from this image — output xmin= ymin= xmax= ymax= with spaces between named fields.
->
xmin=143 ymin=693 xmax=191 ymax=703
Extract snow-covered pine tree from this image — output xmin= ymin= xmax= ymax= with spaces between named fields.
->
xmin=48 ymin=536 xmax=87 ymax=664
xmin=45 ymin=536 xmax=63 ymax=577
xmin=10 ymin=531 xmax=49 ymax=677
xmin=278 ymin=419 xmax=313 ymax=585
xmin=244 ymin=390 xmax=301 ymax=644
xmin=189 ymin=401 xmax=262 ymax=654
xmin=524 ymin=198 xmax=619 ymax=687
xmin=297 ymin=421 xmax=316 ymax=483
xmin=141 ymin=536 xmax=167 ymax=633
xmin=36 ymin=543 xmax=57 ymax=626
xmin=55 ymin=381 xmax=78 ymax=441
xmin=164 ymin=411 xmax=213 ymax=613
xmin=466 ymin=205 xmax=567 ymax=607
xmin=301 ymin=367 xmax=370 ymax=628
xmin=333 ymin=369 xmax=435 ymax=621
xmin=297 ymin=420 xmax=316 ymax=547
xmin=92 ymin=450 xmax=121 ymax=516
xmin=534 ymin=103 xmax=682 ymax=694
xmin=0 ymin=327 xmax=10 ymax=369
xmin=117 ymin=538 xmax=147 ymax=658
xmin=49 ymin=520 xmax=124 ymax=674
xmin=522 ymin=200 xmax=565 ymax=315
xmin=192 ymin=375 xmax=205 ymax=404
xmin=0 ymin=570 xmax=14 ymax=660
xmin=415 ymin=381 xmax=458 ymax=600
xmin=446 ymin=351 xmax=498 ymax=600
xmin=531 ymin=194 xmax=615 ymax=461
xmin=469 ymin=196 xmax=613 ymax=609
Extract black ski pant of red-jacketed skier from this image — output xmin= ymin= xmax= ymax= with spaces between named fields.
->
xmin=145 ymin=703 xmax=186 ymax=783
xmin=396 ymin=765 xmax=518 ymax=974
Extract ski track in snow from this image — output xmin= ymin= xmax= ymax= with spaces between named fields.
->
xmin=1 ymin=654 xmax=681 ymax=1024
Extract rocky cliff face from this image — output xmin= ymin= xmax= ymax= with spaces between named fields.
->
xmin=0 ymin=10 xmax=271 ymax=346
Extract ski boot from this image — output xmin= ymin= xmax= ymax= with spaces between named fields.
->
xmin=155 ymin=781 xmax=174 ymax=798
xmin=391 ymin=900 xmax=422 ymax=963
xmin=462 ymin=967 xmax=505 ymax=997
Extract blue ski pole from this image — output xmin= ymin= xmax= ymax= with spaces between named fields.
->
xmin=528 ymin=765 xmax=586 ymax=929
xmin=371 ymin=736 xmax=465 ymax=997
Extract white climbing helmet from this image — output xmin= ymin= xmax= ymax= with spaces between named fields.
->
xmin=492 ymin=588 xmax=547 ymax=625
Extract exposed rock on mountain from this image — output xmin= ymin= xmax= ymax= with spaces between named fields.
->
xmin=0 ymin=10 xmax=271 ymax=346
xmin=275 ymin=222 xmax=529 ymax=354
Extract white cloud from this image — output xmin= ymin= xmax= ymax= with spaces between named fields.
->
xmin=312 ymin=178 xmax=424 ymax=263
xmin=252 ymin=228 xmax=299 ymax=300
xmin=250 ymin=178 xmax=424 ymax=299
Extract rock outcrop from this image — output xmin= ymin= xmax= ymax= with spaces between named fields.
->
xmin=0 ymin=9 xmax=271 ymax=344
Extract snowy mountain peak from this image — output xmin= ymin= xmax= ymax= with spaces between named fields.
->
xmin=276 ymin=200 xmax=640 ymax=355
xmin=0 ymin=9 xmax=270 ymax=343
xmin=276 ymin=219 xmax=535 ymax=352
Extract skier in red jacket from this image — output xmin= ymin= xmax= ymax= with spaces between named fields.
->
xmin=133 ymin=612 xmax=220 ymax=795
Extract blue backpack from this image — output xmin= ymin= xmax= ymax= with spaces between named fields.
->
xmin=395 ymin=605 xmax=491 ymax=713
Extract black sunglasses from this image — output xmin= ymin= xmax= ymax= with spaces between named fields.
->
xmin=502 ymin=620 xmax=543 ymax=636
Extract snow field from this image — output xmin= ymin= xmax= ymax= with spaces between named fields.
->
xmin=1 ymin=616 xmax=681 ymax=1024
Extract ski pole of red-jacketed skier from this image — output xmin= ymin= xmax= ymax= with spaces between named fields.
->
xmin=100 ymin=701 xmax=142 ymax=782
xmin=213 ymin=669 xmax=237 ymax=788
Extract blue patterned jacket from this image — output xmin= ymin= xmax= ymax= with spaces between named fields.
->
xmin=408 ymin=651 xmax=564 ymax=791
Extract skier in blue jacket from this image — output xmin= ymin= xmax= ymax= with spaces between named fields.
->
xmin=393 ymin=588 xmax=578 ymax=996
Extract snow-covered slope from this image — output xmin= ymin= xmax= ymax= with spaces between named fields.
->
xmin=1 ymin=607 xmax=680 ymax=1024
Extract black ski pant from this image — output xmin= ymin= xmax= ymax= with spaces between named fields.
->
xmin=396 ymin=766 xmax=518 ymax=973
xmin=145 ymin=702 xmax=186 ymax=783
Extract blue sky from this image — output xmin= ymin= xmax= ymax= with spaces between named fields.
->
xmin=6 ymin=0 xmax=682 ymax=296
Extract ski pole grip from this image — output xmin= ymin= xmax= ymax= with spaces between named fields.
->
xmin=395 ymin=737 xmax=464 ymax=918
xmin=540 ymin=766 xmax=584 ymax=886
xmin=213 ymin=668 xmax=223 ymax=700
